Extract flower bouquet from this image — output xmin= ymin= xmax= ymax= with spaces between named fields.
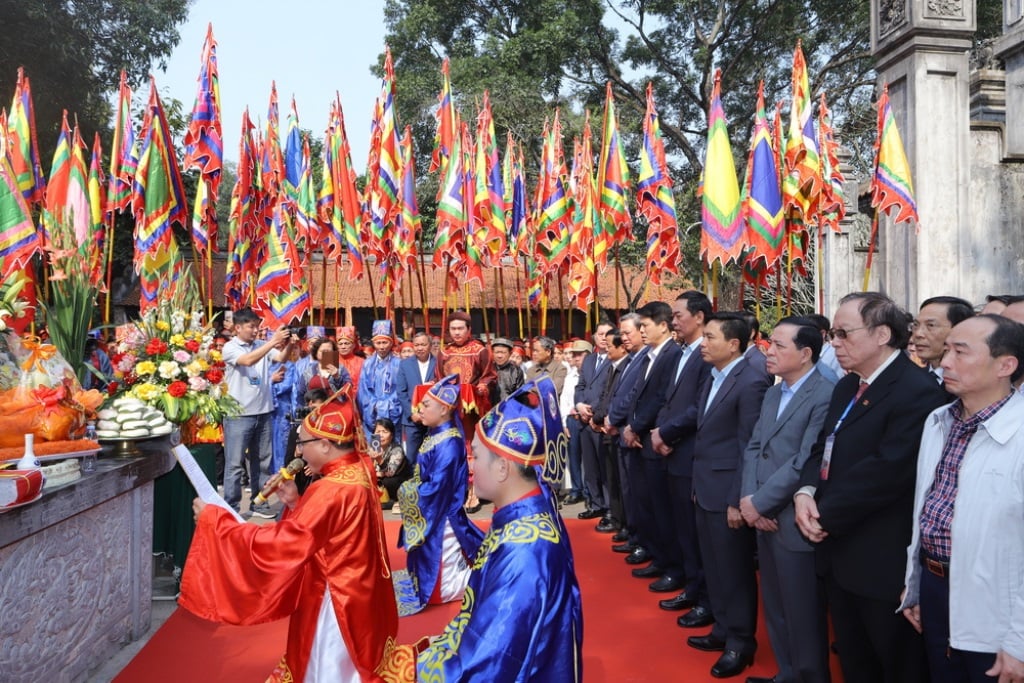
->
xmin=105 ymin=299 xmax=239 ymax=427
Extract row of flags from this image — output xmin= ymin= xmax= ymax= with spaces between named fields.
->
xmin=0 ymin=27 xmax=920 ymax=329
xmin=699 ymin=41 xmax=919 ymax=292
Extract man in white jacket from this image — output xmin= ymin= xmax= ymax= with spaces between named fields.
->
xmin=900 ymin=314 xmax=1024 ymax=683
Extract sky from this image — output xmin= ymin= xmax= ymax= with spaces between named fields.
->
xmin=157 ymin=0 xmax=388 ymax=166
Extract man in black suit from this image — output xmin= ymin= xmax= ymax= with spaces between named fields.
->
xmin=686 ymin=312 xmax=770 ymax=678
xmin=573 ymin=321 xmax=614 ymax=520
xmin=622 ymin=302 xmax=682 ymax=582
xmin=396 ymin=332 xmax=437 ymax=465
xmin=740 ymin=317 xmax=836 ymax=683
xmin=591 ymin=329 xmax=632 ymax=534
xmin=649 ymin=291 xmax=713 ymax=614
xmin=795 ymin=292 xmax=947 ymax=683
xmin=910 ymin=296 xmax=973 ymax=394
xmin=604 ymin=314 xmax=650 ymax=561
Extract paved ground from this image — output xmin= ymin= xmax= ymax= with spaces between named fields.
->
xmin=89 ymin=492 xmax=589 ymax=681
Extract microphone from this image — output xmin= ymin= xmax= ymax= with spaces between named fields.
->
xmin=253 ymin=458 xmax=305 ymax=505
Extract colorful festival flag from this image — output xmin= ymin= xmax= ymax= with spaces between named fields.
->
xmin=742 ymin=81 xmax=785 ymax=274
xmin=817 ymin=92 xmax=846 ymax=233
xmin=183 ymin=23 xmax=223 ymax=254
xmin=107 ymin=71 xmax=136 ymax=215
xmin=5 ymin=67 xmax=46 ymax=205
xmin=534 ymin=111 xmax=573 ymax=272
xmin=700 ymin=70 xmax=745 ymax=266
xmin=596 ymin=82 xmax=631 ymax=270
xmin=871 ymin=83 xmax=919 ymax=225
xmin=0 ymin=139 xmax=39 ymax=274
xmin=636 ymin=82 xmax=681 ymax=286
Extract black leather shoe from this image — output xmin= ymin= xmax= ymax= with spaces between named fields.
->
xmin=577 ymin=507 xmax=606 ymax=520
xmin=711 ymin=650 xmax=753 ymax=678
xmin=678 ymin=605 xmax=715 ymax=628
xmin=648 ymin=575 xmax=682 ymax=593
xmin=687 ymin=633 xmax=726 ymax=652
xmin=611 ymin=530 xmax=630 ymax=542
xmin=564 ymin=493 xmax=583 ymax=505
xmin=631 ymin=564 xmax=664 ymax=578
xmin=624 ymin=548 xmax=651 ymax=565
xmin=658 ymin=592 xmax=696 ymax=611
xmin=611 ymin=542 xmax=636 ymax=554
xmin=595 ymin=517 xmax=620 ymax=533
xmin=744 ymin=677 xmax=776 ymax=683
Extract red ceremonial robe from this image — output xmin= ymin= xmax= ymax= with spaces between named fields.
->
xmin=180 ymin=453 xmax=416 ymax=682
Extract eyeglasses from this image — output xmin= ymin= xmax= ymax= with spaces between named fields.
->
xmin=295 ymin=437 xmax=321 ymax=449
xmin=829 ymin=326 xmax=868 ymax=340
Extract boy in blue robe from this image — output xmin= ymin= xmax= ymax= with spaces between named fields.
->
xmin=396 ymin=374 xmax=485 ymax=614
xmin=416 ymin=376 xmax=584 ymax=682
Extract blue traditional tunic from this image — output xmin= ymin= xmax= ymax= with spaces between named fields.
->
xmin=270 ymin=360 xmax=298 ymax=473
xmin=416 ymin=489 xmax=583 ymax=682
xmin=396 ymin=420 xmax=484 ymax=614
xmin=357 ymin=352 xmax=403 ymax=441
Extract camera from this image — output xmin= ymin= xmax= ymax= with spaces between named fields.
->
xmin=293 ymin=405 xmax=314 ymax=422
xmin=286 ymin=326 xmax=307 ymax=339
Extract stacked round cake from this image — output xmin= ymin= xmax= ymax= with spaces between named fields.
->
xmin=95 ymin=398 xmax=174 ymax=439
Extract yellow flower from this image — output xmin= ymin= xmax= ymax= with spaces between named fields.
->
xmin=208 ymin=349 xmax=222 ymax=362
xmin=185 ymin=360 xmax=204 ymax=377
xmin=196 ymin=358 xmax=209 ymax=371
xmin=156 ymin=321 xmax=171 ymax=331
xmin=169 ymin=334 xmax=186 ymax=347
xmin=135 ymin=360 xmax=157 ymax=376
xmin=132 ymin=383 xmax=161 ymax=401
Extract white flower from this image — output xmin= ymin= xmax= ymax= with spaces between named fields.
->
xmin=158 ymin=360 xmax=181 ymax=380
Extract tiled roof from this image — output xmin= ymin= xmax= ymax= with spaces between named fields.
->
xmin=116 ymin=255 xmax=688 ymax=310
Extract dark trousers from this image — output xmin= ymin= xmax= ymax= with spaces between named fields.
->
xmin=604 ymin=436 xmax=625 ymax=525
xmin=919 ymin=562 xmax=997 ymax=682
xmin=567 ymin=417 xmax=585 ymax=496
xmin=826 ymin=574 xmax=927 ymax=683
xmin=619 ymin=445 xmax=641 ymax=543
xmin=581 ymin=428 xmax=608 ymax=510
xmin=630 ymin=452 xmax=658 ymax=559
xmin=667 ymin=471 xmax=706 ymax=605
xmin=641 ymin=456 xmax=677 ymax=576
xmin=695 ymin=505 xmax=758 ymax=656
xmin=403 ymin=423 xmax=427 ymax=466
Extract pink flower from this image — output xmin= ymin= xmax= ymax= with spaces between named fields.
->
xmin=188 ymin=376 xmax=209 ymax=392
xmin=173 ymin=350 xmax=191 ymax=363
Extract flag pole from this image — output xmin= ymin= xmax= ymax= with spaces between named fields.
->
xmin=496 ymin=267 xmax=506 ymax=338
xmin=319 ymin=250 xmax=327 ymax=327
xmin=207 ymin=235 xmax=214 ymax=322
xmin=103 ymin=213 xmax=116 ymax=324
xmin=863 ymin=208 xmax=880 ymax=291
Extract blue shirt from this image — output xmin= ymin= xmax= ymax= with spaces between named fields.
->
xmin=705 ymin=356 xmax=744 ymax=413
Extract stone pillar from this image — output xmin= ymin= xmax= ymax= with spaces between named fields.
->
xmin=997 ymin=0 xmax=1024 ymax=157
xmin=870 ymin=0 xmax=976 ymax=308
xmin=819 ymin=149 xmax=862 ymax=318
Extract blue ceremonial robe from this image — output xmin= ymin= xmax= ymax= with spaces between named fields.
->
xmin=356 ymin=352 xmax=403 ymax=441
xmin=417 ymin=489 xmax=584 ymax=682
xmin=397 ymin=420 xmax=485 ymax=611
xmin=270 ymin=361 xmax=298 ymax=473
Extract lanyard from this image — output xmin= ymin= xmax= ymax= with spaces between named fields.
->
xmin=831 ymin=385 xmax=865 ymax=435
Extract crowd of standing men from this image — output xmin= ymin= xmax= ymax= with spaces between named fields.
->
xmin=214 ymin=288 xmax=1024 ymax=683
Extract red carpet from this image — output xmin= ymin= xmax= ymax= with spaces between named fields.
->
xmin=116 ymin=518 xmax=844 ymax=682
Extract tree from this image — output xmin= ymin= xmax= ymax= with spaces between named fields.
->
xmin=380 ymin=0 xmax=878 ymax=314
xmin=0 ymin=0 xmax=192 ymax=161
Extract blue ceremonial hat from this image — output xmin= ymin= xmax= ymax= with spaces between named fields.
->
xmin=427 ymin=373 xmax=461 ymax=409
xmin=475 ymin=375 xmax=562 ymax=467
xmin=371 ymin=319 xmax=393 ymax=341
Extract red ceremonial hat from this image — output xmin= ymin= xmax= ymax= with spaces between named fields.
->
xmin=302 ymin=392 xmax=356 ymax=445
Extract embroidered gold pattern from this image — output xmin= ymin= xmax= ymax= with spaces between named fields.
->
xmin=397 ymin=465 xmax=427 ymax=547
xmin=416 ymin=586 xmax=477 ymax=682
xmin=265 ymin=655 xmax=293 ymax=683
xmin=472 ymin=513 xmax=560 ymax=570
xmin=375 ymin=635 xmax=418 ymax=682
xmin=323 ymin=461 xmax=372 ymax=489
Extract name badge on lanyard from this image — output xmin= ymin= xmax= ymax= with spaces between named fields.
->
xmin=820 ymin=435 xmax=835 ymax=480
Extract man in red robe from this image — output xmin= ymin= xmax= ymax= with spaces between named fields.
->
xmin=435 ymin=311 xmax=496 ymax=511
xmin=180 ymin=392 xmax=416 ymax=683
xmin=337 ymin=326 xmax=365 ymax=394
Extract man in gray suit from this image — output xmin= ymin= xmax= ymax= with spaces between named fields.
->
xmin=740 ymin=317 xmax=836 ymax=683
